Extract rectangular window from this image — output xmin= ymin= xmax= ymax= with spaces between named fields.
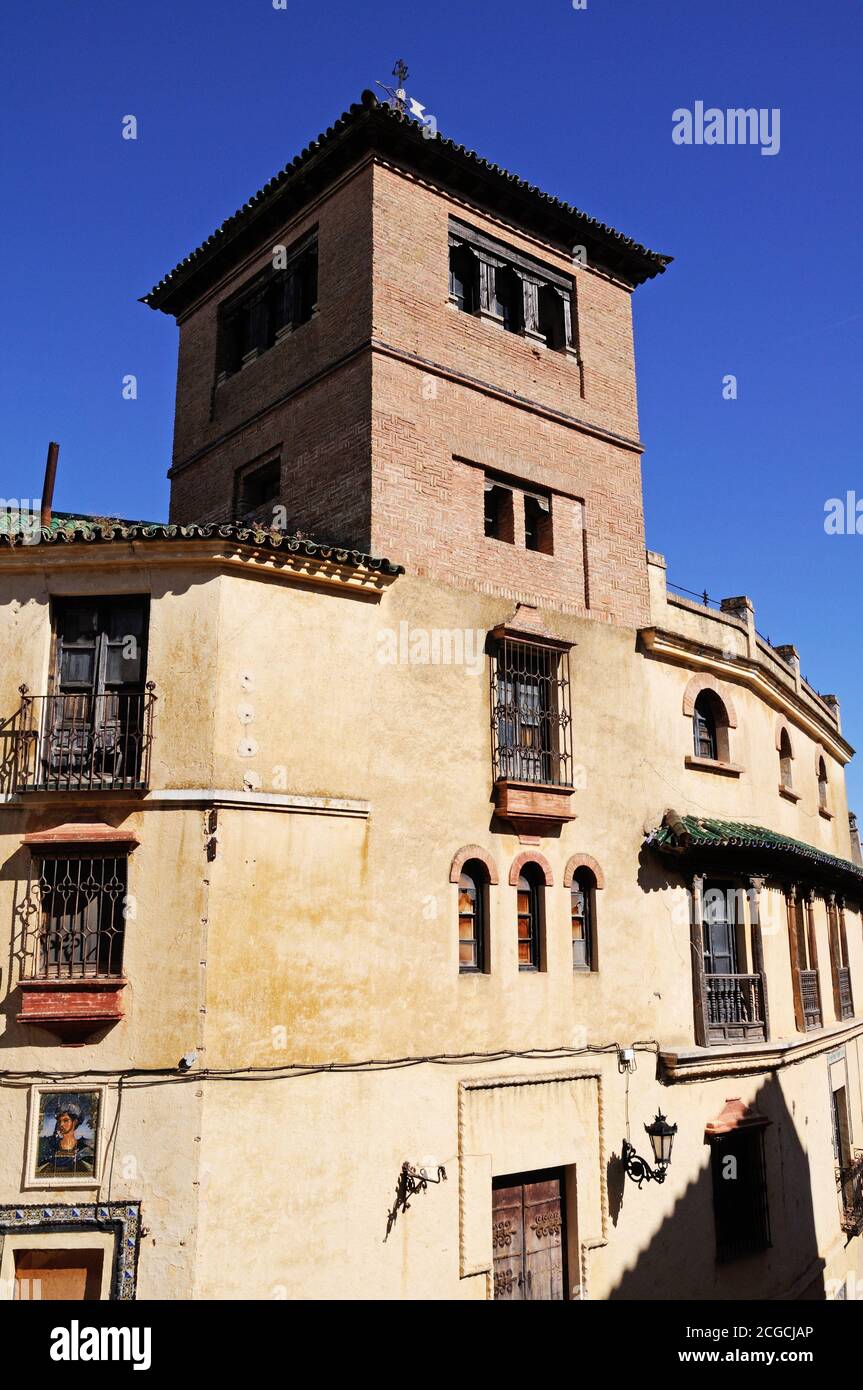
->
xmin=710 ymin=1127 xmax=771 ymax=1262
xmin=449 ymin=219 xmax=576 ymax=355
xmin=237 ymin=458 xmax=281 ymax=519
xmin=218 ymin=235 xmax=317 ymax=382
xmin=524 ymin=492 xmax=553 ymax=554
xmin=33 ymin=853 xmax=128 ymax=980
xmin=484 ymin=482 xmax=514 ymax=542
xmin=491 ymin=637 xmax=573 ymax=787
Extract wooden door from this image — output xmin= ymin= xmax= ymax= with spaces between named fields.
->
xmin=492 ymin=1170 xmax=567 ymax=1300
xmin=14 ymin=1248 xmax=103 ymax=1300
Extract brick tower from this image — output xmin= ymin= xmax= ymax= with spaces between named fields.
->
xmin=144 ymin=90 xmax=670 ymax=627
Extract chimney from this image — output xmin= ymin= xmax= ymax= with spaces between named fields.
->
xmin=40 ymin=441 xmax=59 ymax=529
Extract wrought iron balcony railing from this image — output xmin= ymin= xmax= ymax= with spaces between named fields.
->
xmin=705 ymin=973 xmax=766 ymax=1044
xmin=799 ymin=968 xmax=823 ymax=1031
xmin=837 ymin=1153 xmax=863 ymax=1236
xmin=837 ymin=966 xmax=855 ymax=1021
xmin=13 ymin=685 xmax=155 ymax=792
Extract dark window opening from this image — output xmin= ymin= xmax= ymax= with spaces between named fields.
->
xmin=448 ymin=220 xmax=576 ymax=354
xmin=538 ymin=285 xmax=567 ymax=351
xmin=218 ymin=239 xmax=318 ymax=381
xmin=458 ymin=861 xmax=489 ymax=974
xmin=524 ymin=494 xmax=553 ymax=554
xmin=779 ymin=729 xmax=794 ymax=789
xmin=710 ymin=1127 xmax=771 ymax=1262
xmin=818 ymin=757 xmax=829 ymax=810
xmin=449 ymin=244 xmax=479 ymax=314
xmin=517 ymin=864 xmax=544 ymax=971
xmin=494 ymin=266 xmax=523 ymax=334
xmin=571 ymin=870 xmax=595 ymax=971
xmin=239 ymin=459 xmax=281 ymax=518
xmin=484 ymin=483 xmax=514 ymax=543
xmin=34 ymin=852 xmax=128 ymax=980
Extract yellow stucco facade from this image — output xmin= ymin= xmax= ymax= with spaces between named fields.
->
xmin=1 ymin=94 xmax=861 ymax=1303
xmin=0 ymin=532 xmax=861 ymax=1301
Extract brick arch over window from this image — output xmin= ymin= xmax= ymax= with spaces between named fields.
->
xmin=508 ymin=851 xmax=554 ymax=887
xmin=563 ymin=854 xmax=606 ymax=890
xmin=774 ymin=718 xmax=796 ymax=754
xmin=682 ymin=674 xmax=738 ymax=728
xmin=449 ymin=845 xmax=499 ymax=885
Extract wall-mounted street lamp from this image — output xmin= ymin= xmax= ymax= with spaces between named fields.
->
xmin=384 ymin=1161 xmax=448 ymax=1240
xmin=622 ymin=1111 xmax=677 ymax=1188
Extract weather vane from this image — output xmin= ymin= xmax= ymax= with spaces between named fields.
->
xmin=375 ymin=58 xmax=438 ymax=139
xmin=376 ymin=58 xmax=410 ymax=113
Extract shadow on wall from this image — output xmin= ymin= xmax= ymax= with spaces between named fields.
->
xmin=607 ymin=1075 xmax=829 ymax=1301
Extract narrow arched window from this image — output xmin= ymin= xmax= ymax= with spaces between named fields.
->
xmin=458 ymin=862 xmax=488 ymax=973
xmin=693 ymin=691 xmax=718 ymax=761
xmin=449 ymin=244 xmax=479 ymax=314
xmin=571 ymin=869 xmax=596 ymax=971
xmin=517 ymin=865 xmax=543 ymax=971
xmin=779 ymin=729 xmax=794 ymax=790
xmin=818 ymin=757 xmax=829 ymax=812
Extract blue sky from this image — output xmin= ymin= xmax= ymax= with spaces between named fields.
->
xmin=2 ymin=1 xmax=861 ymax=802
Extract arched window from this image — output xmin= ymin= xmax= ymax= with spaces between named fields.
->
xmin=516 ymin=864 xmax=544 ymax=971
xmin=818 ymin=757 xmax=829 ymax=812
xmin=458 ymin=862 xmax=488 ymax=973
xmin=693 ymin=691 xmax=719 ymax=761
xmin=571 ymin=868 xmax=596 ymax=971
xmin=494 ymin=266 xmax=523 ymax=334
xmin=779 ymin=729 xmax=794 ymax=790
xmin=537 ymin=284 xmax=566 ymax=351
xmin=449 ymin=244 xmax=479 ymax=314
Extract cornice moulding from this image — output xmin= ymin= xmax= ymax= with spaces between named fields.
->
xmin=640 ymin=626 xmax=852 ymax=763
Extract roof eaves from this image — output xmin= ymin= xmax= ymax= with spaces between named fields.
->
xmin=142 ymin=92 xmax=672 ymax=312
xmin=646 ymin=814 xmax=863 ymax=887
xmin=0 ymin=520 xmax=403 ymax=576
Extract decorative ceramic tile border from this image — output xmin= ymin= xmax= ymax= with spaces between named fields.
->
xmin=0 ymin=1201 xmax=141 ymax=1300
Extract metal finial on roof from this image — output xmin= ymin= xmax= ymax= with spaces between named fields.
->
xmin=376 ymin=59 xmax=410 ymax=113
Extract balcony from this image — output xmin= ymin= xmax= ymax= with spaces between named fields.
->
xmin=837 ymin=1153 xmax=863 ymax=1237
xmin=12 ymin=685 xmax=155 ymax=792
xmin=837 ymin=966 xmax=855 ymax=1021
xmin=706 ymin=973 xmax=767 ymax=1044
xmin=799 ymin=968 xmax=823 ymax=1031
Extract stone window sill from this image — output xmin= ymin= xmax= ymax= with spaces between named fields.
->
xmin=684 ymin=755 xmax=744 ymax=777
xmin=779 ymin=785 xmax=801 ymax=803
xmin=819 ymin=807 xmax=834 ymax=820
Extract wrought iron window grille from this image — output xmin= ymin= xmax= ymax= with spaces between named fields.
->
xmin=490 ymin=637 xmax=573 ymax=788
xmin=26 ymin=853 xmax=129 ymax=982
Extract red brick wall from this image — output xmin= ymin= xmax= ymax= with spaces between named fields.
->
xmin=367 ymin=165 xmax=649 ymax=626
xmin=168 ymin=161 xmax=376 ymax=542
xmin=166 ymin=156 xmax=651 ymax=624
